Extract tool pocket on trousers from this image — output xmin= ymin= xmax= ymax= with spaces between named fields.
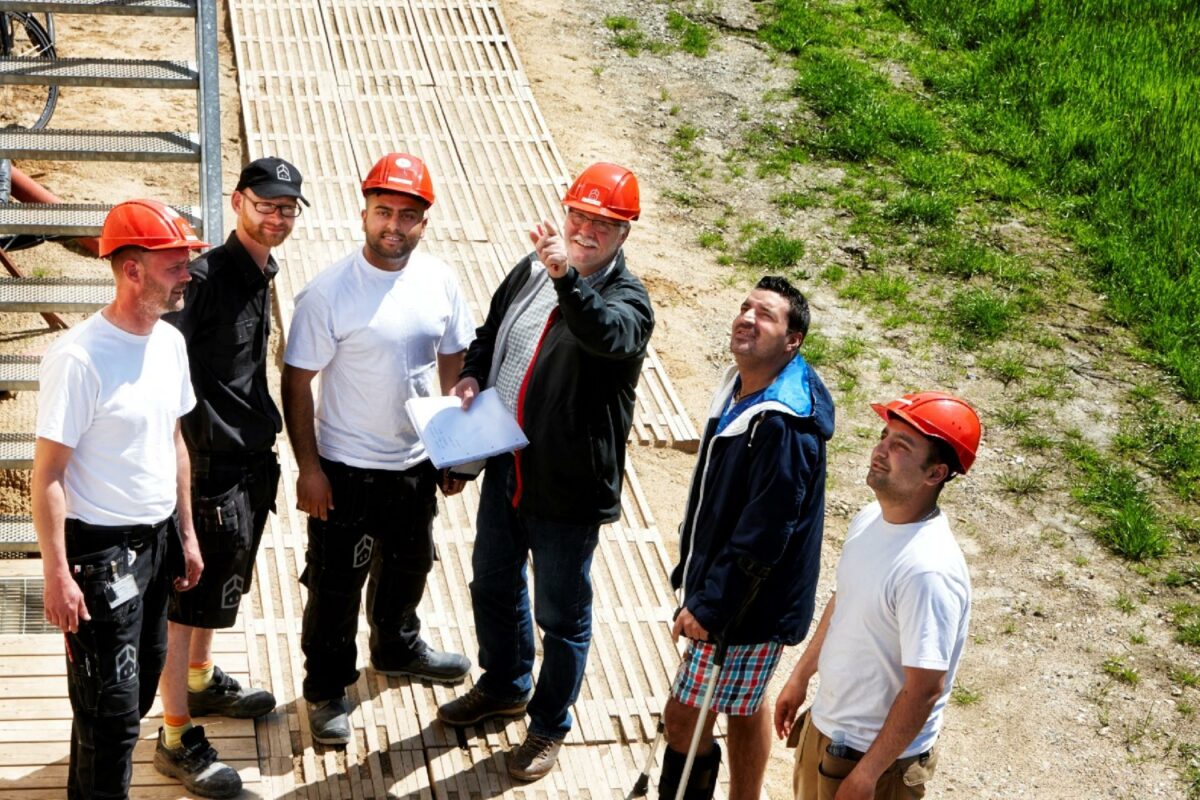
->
xmin=817 ymin=751 xmax=860 ymax=800
xmin=66 ymin=546 xmax=140 ymax=717
xmin=901 ymin=747 xmax=938 ymax=789
xmin=195 ymin=483 xmax=249 ymax=553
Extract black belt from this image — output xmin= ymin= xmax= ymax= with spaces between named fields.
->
xmin=191 ymin=450 xmax=276 ymax=472
xmin=63 ymin=516 xmax=170 ymax=550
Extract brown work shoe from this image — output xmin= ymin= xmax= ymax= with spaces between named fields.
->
xmin=507 ymin=732 xmax=562 ymax=781
xmin=437 ymin=685 xmax=529 ymax=727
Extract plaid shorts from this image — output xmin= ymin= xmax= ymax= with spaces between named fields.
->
xmin=670 ymin=640 xmax=784 ymax=717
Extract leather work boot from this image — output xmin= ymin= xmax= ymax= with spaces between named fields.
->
xmin=309 ymin=697 xmax=352 ymax=746
xmin=507 ymin=732 xmax=563 ymax=781
xmin=373 ymin=645 xmax=471 ymax=684
xmin=189 ymin=664 xmax=276 ymax=719
xmin=436 ymin=684 xmax=529 ymax=727
xmin=153 ymin=725 xmax=242 ymax=799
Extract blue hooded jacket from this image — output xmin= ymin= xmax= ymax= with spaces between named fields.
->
xmin=671 ymin=355 xmax=835 ymax=646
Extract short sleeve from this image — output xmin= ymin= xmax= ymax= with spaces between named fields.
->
xmin=284 ymin=290 xmax=338 ymax=371
xmin=439 ymin=270 xmax=475 ymax=355
xmin=896 ymin=571 xmax=968 ymax=671
xmin=36 ymin=350 xmax=98 ymax=448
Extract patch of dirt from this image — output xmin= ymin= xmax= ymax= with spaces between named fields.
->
xmin=498 ymin=0 xmax=1199 ymax=797
xmin=2 ymin=1 xmax=1195 ymax=797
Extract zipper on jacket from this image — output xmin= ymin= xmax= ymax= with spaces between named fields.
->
xmin=512 ymin=307 xmax=562 ymax=510
xmin=679 ymin=431 xmax=718 ymax=605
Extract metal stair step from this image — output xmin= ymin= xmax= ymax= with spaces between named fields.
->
xmin=0 ymin=129 xmax=199 ymax=162
xmin=0 ymin=0 xmax=193 ymax=16
xmin=0 ymin=276 xmax=113 ymax=313
xmin=0 ymin=356 xmax=40 ymax=392
xmin=0 ymin=433 xmax=34 ymax=470
xmin=0 ymin=56 xmax=197 ymax=89
xmin=0 ymin=202 xmax=201 ymax=237
xmin=0 ymin=516 xmax=38 ymax=554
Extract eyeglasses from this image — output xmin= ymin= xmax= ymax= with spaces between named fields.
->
xmin=250 ymin=200 xmax=302 ymax=218
xmin=565 ymin=208 xmax=624 ymax=235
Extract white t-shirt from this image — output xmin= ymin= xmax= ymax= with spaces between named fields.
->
xmin=812 ymin=501 xmax=971 ymax=757
xmin=36 ymin=313 xmax=196 ymax=525
xmin=284 ymin=248 xmax=474 ymax=470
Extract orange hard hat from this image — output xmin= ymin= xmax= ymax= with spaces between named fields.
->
xmin=98 ymin=199 xmax=208 ymax=258
xmin=563 ymin=162 xmax=640 ymax=222
xmin=871 ymin=391 xmax=982 ymax=475
xmin=361 ymin=152 xmax=435 ymax=205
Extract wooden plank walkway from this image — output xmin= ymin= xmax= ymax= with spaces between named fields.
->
xmin=0 ymin=0 xmax=724 ymax=797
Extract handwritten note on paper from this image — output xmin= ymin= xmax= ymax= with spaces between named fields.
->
xmin=404 ymin=388 xmax=529 ymax=469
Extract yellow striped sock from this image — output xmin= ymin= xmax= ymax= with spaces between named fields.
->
xmin=162 ymin=714 xmax=193 ymax=750
xmin=188 ymin=660 xmax=215 ymax=692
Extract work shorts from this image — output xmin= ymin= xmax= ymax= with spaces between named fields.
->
xmin=168 ymin=452 xmax=280 ymax=628
xmin=790 ymin=709 xmax=939 ymax=800
xmin=670 ymin=640 xmax=783 ymax=716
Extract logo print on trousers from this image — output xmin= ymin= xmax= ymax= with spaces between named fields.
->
xmin=115 ymin=644 xmax=138 ymax=681
xmin=222 ymin=575 xmax=244 ymax=609
xmin=353 ymin=535 xmax=375 ymax=569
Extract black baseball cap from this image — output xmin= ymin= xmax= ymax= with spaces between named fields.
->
xmin=235 ymin=157 xmax=310 ymax=207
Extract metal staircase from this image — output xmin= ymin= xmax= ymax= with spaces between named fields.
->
xmin=0 ymin=0 xmax=224 ymax=552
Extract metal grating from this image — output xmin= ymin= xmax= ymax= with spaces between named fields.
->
xmin=0 ymin=276 xmax=114 ymax=313
xmin=0 ymin=202 xmax=200 ymax=236
xmin=0 ymin=128 xmax=200 ymax=162
xmin=0 ymin=0 xmax=194 ymax=16
xmin=0 ymin=56 xmax=198 ymax=88
xmin=0 ymin=515 xmax=38 ymax=553
xmin=0 ymin=432 xmax=34 ymax=468
xmin=0 ymin=355 xmax=40 ymax=392
xmin=0 ymin=578 xmax=55 ymax=634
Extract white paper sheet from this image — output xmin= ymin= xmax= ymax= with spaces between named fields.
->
xmin=404 ymin=388 xmax=529 ymax=469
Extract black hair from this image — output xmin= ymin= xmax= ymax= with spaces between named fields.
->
xmin=923 ymin=436 xmax=963 ymax=482
xmin=755 ymin=275 xmax=810 ymax=337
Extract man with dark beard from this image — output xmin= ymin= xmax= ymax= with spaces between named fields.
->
xmin=283 ymin=152 xmax=475 ymax=746
xmin=155 ymin=158 xmax=307 ymax=797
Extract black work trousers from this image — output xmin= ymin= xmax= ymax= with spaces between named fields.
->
xmin=62 ymin=516 xmax=174 ymax=800
xmin=300 ymin=457 xmax=438 ymax=702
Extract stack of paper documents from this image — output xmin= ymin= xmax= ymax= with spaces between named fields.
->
xmin=404 ymin=388 xmax=529 ymax=469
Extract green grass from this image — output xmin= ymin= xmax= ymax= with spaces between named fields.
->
xmin=979 ymin=350 xmax=1028 ymax=386
xmin=667 ymin=10 xmax=712 ymax=57
xmin=1102 ymin=656 xmax=1140 ymax=686
xmin=1174 ymin=604 xmax=1200 ymax=648
xmin=841 ymin=272 xmax=911 ymax=305
xmin=883 ymin=191 xmax=956 ymax=227
xmin=1114 ymin=403 xmax=1200 ymax=502
xmin=998 ymin=467 xmax=1046 ymax=497
xmin=951 ymin=684 xmax=982 ymax=706
xmin=743 ymin=233 xmax=806 ymax=269
xmin=948 ymin=288 xmax=1017 ymax=345
xmin=1064 ymin=437 xmax=1170 ymax=562
xmin=1113 ymin=593 xmax=1136 ymax=615
xmin=886 ymin=0 xmax=1200 ymax=401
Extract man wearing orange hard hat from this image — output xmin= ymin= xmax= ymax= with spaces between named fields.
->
xmin=33 ymin=199 xmax=211 ymax=799
xmin=437 ymin=162 xmax=654 ymax=781
xmin=775 ymin=392 xmax=982 ymax=800
xmin=282 ymin=153 xmax=475 ymax=746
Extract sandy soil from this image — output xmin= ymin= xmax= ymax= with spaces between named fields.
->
xmin=3 ymin=1 xmax=1197 ymax=798
xmin=495 ymin=0 xmax=1200 ymax=798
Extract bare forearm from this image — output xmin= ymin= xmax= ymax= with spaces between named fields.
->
xmin=438 ymin=350 xmax=466 ymax=395
xmin=32 ymin=471 xmax=69 ymax=579
xmin=282 ymin=367 xmax=321 ymax=471
xmin=793 ymin=594 xmax=836 ymax=685
xmin=174 ymin=426 xmax=194 ymax=537
xmin=853 ymin=670 xmax=943 ymax=783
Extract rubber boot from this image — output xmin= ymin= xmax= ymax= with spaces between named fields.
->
xmin=658 ymin=741 xmax=722 ymax=800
